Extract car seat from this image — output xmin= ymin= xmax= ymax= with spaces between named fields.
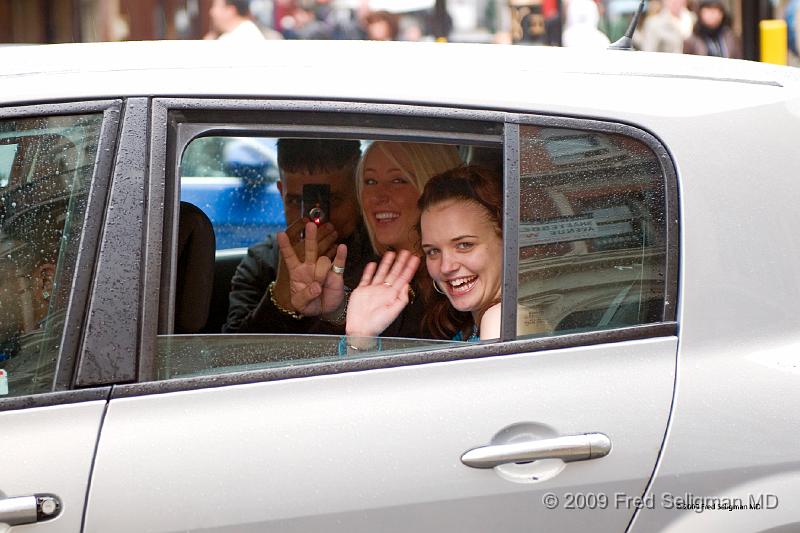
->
xmin=175 ymin=201 xmax=215 ymax=333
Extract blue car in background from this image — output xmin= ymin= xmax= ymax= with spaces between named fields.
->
xmin=180 ymin=136 xmax=285 ymax=250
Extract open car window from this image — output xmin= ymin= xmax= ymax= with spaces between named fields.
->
xmin=151 ymin=115 xmax=671 ymax=384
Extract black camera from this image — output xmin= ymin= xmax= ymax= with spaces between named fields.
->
xmin=301 ymin=184 xmax=330 ymax=226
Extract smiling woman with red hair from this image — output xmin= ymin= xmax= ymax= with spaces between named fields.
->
xmin=344 ymin=165 xmax=549 ymax=347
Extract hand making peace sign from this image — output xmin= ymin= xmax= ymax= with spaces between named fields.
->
xmin=276 ymin=221 xmax=348 ymax=316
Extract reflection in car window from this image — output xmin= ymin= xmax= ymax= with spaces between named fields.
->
xmin=0 ymin=113 xmax=103 ymax=397
xmin=0 ymin=143 xmax=18 ymax=187
xmin=517 ymin=126 xmax=667 ymax=337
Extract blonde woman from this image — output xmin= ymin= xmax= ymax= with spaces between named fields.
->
xmin=356 ymin=141 xmax=462 ymax=255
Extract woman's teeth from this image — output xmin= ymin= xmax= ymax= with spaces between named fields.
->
xmin=447 ymin=276 xmax=477 ymax=294
xmin=375 ymin=211 xmax=400 ymax=224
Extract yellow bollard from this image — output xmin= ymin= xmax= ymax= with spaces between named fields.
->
xmin=760 ymin=19 xmax=788 ymax=65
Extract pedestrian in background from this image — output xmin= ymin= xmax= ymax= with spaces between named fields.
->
xmin=205 ymin=0 xmax=266 ymax=40
xmin=640 ymin=0 xmax=695 ymax=53
xmin=562 ymin=0 xmax=610 ymax=49
xmin=364 ymin=10 xmax=400 ymax=41
xmin=683 ymin=1 xmax=742 ymax=58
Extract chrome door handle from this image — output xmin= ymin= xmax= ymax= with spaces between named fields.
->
xmin=461 ymin=433 xmax=612 ymax=469
xmin=0 ymin=494 xmax=61 ymax=526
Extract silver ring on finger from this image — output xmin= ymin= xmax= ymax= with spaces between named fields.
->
xmin=383 ymin=281 xmax=393 ymax=287
xmin=331 ymin=264 xmax=345 ymax=275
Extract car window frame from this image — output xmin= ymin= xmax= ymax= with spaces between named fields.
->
xmin=131 ymin=98 xmax=679 ymax=396
xmin=0 ymin=100 xmax=121 ymax=411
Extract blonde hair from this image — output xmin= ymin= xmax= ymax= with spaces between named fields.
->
xmin=355 ymin=141 xmax=462 ymax=254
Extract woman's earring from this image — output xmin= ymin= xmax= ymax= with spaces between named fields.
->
xmin=42 ymin=291 xmax=50 ymax=301
xmin=432 ymin=280 xmax=446 ymax=295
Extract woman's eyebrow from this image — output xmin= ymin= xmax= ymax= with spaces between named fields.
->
xmin=365 ymin=166 xmax=403 ymax=173
xmin=451 ymin=235 xmax=478 ymax=241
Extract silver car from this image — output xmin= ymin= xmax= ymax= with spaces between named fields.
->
xmin=1 ymin=39 xmax=799 ymax=532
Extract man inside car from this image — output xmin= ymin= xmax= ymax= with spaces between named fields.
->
xmin=223 ymin=138 xmax=368 ymax=334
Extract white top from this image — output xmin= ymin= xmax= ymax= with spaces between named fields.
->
xmin=218 ymin=20 xmax=265 ymax=41
xmin=562 ymin=0 xmax=611 ymax=49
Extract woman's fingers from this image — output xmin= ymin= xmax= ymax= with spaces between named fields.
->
xmin=383 ymin=250 xmax=419 ymax=287
xmin=358 ymin=262 xmax=377 ymax=287
xmin=396 ymin=282 xmax=411 ymax=305
xmin=371 ymin=251 xmax=396 ymax=285
xmin=397 ymin=254 xmax=420 ymax=286
xmin=276 ymin=231 xmax=301 ymax=271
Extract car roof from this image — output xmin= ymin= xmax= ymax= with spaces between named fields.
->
xmin=2 ymin=40 xmax=798 ymax=120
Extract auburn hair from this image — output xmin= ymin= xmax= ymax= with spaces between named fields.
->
xmin=417 ymin=165 xmax=503 ymax=339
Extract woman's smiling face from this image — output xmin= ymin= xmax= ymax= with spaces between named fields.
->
xmin=360 ymin=145 xmax=421 ymax=252
xmin=421 ymin=199 xmax=503 ymax=320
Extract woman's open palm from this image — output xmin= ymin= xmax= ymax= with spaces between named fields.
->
xmin=346 ymin=250 xmax=420 ymax=338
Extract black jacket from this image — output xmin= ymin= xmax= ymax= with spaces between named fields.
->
xmin=223 ymin=224 xmax=426 ymax=338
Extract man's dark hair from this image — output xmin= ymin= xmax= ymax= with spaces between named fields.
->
xmin=225 ymin=0 xmax=251 ymax=17
xmin=277 ymin=139 xmax=361 ymax=175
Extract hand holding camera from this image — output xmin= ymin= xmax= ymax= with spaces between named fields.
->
xmin=276 ymin=221 xmax=347 ymax=317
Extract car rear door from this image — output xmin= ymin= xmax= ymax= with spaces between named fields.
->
xmin=83 ymin=101 xmax=678 ymax=532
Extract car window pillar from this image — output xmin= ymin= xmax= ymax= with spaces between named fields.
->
xmin=500 ymin=122 xmax=521 ymax=342
xmin=75 ymin=98 xmax=150 ymax=387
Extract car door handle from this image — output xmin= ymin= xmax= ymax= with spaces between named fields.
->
xmin=0 ymin=494 xmax=61 ymax=526
xmin=461 ymin=433 xmax=612 ymax=469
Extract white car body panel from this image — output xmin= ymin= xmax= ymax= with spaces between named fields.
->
xmin=630 ymin=80 xmax=800 ymax=532
xmin=0 ymin=402 xmax=105 ymax=533
xmin=86 ymin=338 xmax=675 ymax=532
xmin=1 ymin=42 xmax=797 ymax=122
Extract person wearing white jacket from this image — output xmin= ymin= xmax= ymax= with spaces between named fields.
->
xmin=562 ymin=0 xmax=610 ymax=49
xmin=206 ymin=0 xmax=266 ymax=41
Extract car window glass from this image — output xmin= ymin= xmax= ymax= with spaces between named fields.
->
xmin=0 ymin=113 xmax=103 ymax=397
xmin=157 ymin=335 xmax=460 ymax=380
xmin=517 ymin=125 xmax=667 ymax=338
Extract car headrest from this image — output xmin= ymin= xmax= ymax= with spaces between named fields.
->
xmin=175 ymin=201 xmax=215 ymax=334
